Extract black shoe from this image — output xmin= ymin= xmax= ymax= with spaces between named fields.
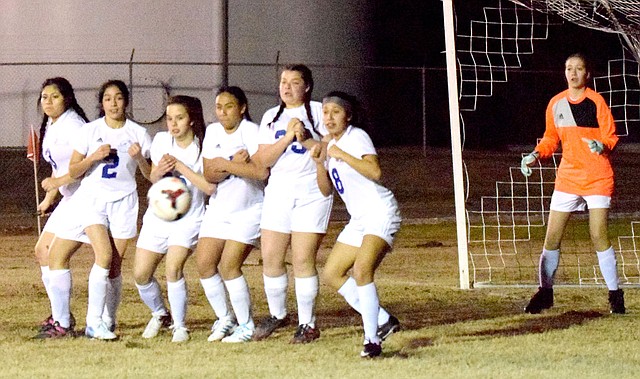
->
xmin=377 ymin=315 xmax=400 ymax=341
xmin=524 ymin=287 xmax=554 ymax=314
xmin=360 ymin=341 xmax=382 ymax=358
xmin=39 ymin=313 xmax=76 ymax=332
xmin=290 ymin=324 xmax=320 ymax=344
xmin=608 ymin=289 xmax=625 ymax=314
xmin=253 ymin=315 xmax=289 ymax=341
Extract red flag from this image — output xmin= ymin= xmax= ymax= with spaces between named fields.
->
xmin=27 ymin=125 xmax=39 ymax=165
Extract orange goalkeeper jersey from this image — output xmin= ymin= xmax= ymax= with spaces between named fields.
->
xmin=535 ymin=87 xmax=618 ymax=197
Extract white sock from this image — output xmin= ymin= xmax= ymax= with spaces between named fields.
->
xmin=136 ymin=278 xmax=168 ymax=315
xmin=263 ymin=274 xmax=288 ymax=319
xmin=338 ymin=277 xmax=390 ymax=325
xmin=200 ymin=274 xmax=230 ymax=319
xmin=86 ymin=264 xmax=109 ymax=328
xmin=103 ymin=275 xmax=122 ymax=328
xmin=597 ymin=246 xmax=619 ymax=290
xmin=167 ymin=277 xmax=188 ymax=328
xmin=358 ymin=282 xmax=381 ymax=344
xmin=539 ymin=248 xmax=560 ymax=288
xmin=225 ymin=276 xmax=252 ymax=325
xmin=40 ymin=266 xmax=51 ymax=298
xmin=295 ymin=276 xmax=318 ymax=326
xmin=48 ymin=269 xmax=72 ymax=328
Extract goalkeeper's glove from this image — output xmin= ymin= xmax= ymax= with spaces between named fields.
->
xmin=581 ymin=137 xmax=604 ymax=155
xmin=520 ymin=151 xmax=539 ymax=177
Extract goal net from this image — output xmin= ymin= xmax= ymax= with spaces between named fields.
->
xmin=451 ymin=0 xmax=640 ymax=287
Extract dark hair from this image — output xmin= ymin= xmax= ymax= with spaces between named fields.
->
xmin=216 ymin=85 xmax=252 ymax=122
xmin=322 ymin=91 xmax=362 ymax=127
xmin=98 ymin=79 xmax=130 ymax=117
xmin=38 ymin=77 xmax=89 ymax=158
xmin=167 ymin=95 xmax=206 ymax=153
xmin=268 ymin=64 xmax=321 ymax=138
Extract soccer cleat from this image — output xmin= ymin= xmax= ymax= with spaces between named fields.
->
xmin=85 ymin=322 xmax=117 ymax=340
xmin=360 ymin=340 xmax=382 ymax=358
xmin=142 ymin=313 xmax=173 ymax=339
xmin=253 ymin=315 xmax=289 ymax=341
xmin=33 ymin=321 xmax=73 ymax=339
xmin=377 ymin=315 xmax=401 ymax=341
xmin=524 ymin=287 xmax=554 ymax=314
xmin=39 ymin=313 xmax=76 ymax=332
xmin=290 ymin=324 xmax=320 ymax=344
xmin=608 ymin=289 xmax=626 ymax=314
xmin=171 ymin=326 xmax=190 ymax=343
xmin=207 ymin=316 xmax=237 ymax=342
xmin=221 ymin=323 xmax=255 ymax=343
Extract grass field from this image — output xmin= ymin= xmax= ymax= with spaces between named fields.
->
xmin=1 ymin=222 xmax=639 ymax=378
xmin=1 ymin=146 xmax=640 ymax=378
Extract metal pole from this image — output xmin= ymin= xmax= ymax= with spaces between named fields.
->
xmin=221 ymin=0 xmax=229 ymax=87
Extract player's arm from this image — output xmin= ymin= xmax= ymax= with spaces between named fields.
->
xmin=208 ymin=149 xmax=269 ymax=181
xmin=68 ymin=144 xmax=111 ymax=179
xmin=252 ymin=121 xmax=298 ymax=169
xmin=310 ymin=144 xmax=333 ymax=197
xmin=41 ymin=173 xmax=77 ymax=192
xmin=174 ymin=160 xmax=216 ymax=196
xmin=129 ymin=142 xmax=151 ymax=181
xmin=328 ymin=145 xmax=381 ymax=182
xmin=37 ymin=187 xmax=59 ymax=216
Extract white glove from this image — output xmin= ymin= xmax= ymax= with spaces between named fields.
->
xmin=581 ymin=137 xmax=604 ymax=155
xmin=520 ymin=152 xmax=538 ymax=177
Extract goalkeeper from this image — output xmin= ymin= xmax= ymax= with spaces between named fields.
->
xmin=520 ymin=52 xmax=624 ymax=314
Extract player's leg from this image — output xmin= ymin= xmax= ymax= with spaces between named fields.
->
xmin=353 ymin=235 xmax=388 ymax=358
xmin=588 ymin=206 xmax=625 ymax=313
xmin=196 ymin=237 xmax=235 ymax=341
xmin=253 ymin=229 xmax=291 ymax=340
xmin=219 ymin=241 xmax=254 ymax=342
xmin=289 ymin=231 xmax=323 ymax=344
xmin=134 ymin=247 xmax=171 ymax=338
xmin=102 ymin=237 xmax=128 ymax=332
xmin=165 ymin=245 xmax=192 ymax=342
xmin=34 ymin=231 xmax=55 ymax=300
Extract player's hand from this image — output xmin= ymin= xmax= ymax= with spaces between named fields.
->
xmin=327 ymin=145 xmax=347 ymax=161
xmin=37 ymin=197 xmax=53 ymax=216
xmin=158 ymin=154 xmax=177 ymax=174
xmin=128 ymin=142 xmax=143 ymax=159
xmin=520 ymin=152 xmax=538 ymax=177
xmin=231 ymin=149 xmax=249 ymax=163
xmin=287 ymin=118 xmax=306 ymax=142
xmin=309 ymin=144 xmax=324 ymax=163
xmin=581 ymin=137 xmax=604 ymax=155
xmin=41 ymin=177 xmax=59 ymax=192
xmin=91 ymin=144 xmax=112 ymax=162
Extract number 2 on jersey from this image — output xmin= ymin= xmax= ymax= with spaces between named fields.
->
xmin=102 ymin=153 xmax=119 ymax=178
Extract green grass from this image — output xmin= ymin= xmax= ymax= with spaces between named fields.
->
xmin=1 ymin=222 xmax=639 ymax=378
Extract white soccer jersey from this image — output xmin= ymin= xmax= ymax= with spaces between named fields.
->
xmin=147 ymin=131 xmax=206 ymax=219
xmin=258 ymin=101 xmax=327 ymax=183
xmin=72 ymin=117 xmax=152 ymax=202
xmin=327 ymin=126 xmax=398 ymax=220
xmin=202 ymin=119 xmax=264 ymax=213
xmin=41 ymin=109 xmax=86 ymax=197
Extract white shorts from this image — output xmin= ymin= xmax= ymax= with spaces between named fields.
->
xmin=43 ymin=196 xmax=90 ymax=244
xmin=199 ymin=202 xmax=262 ymax=247
xmin=549 ymin=191 xmax=611 ymax=212
xmin=65 ymin=191 xmax=139 ymax=239
xmin=337 ymin=212 xmax=402 ymax=248
xmin=260 ymin=182 xmax=332 ymax=234
xmin=136 ymin=211 xmax=202 ymax=253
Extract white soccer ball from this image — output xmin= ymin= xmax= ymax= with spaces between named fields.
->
xmin=147 ymin=177 xmax=192 ymax=221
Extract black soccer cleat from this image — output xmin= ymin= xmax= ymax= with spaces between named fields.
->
xmin=253 ymin=315 xmax=289 ymax=341
xmin=524 ymin=287 xmax=554 ymax=314
xmin=608 ymin=289 xmax=625 ymax=314
xmin=377 ymin=314 xmax=401 ymax=341
xmin=360 ymin=341 xmax=382 ymax=358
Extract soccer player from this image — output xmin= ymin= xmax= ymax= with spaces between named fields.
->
xmin=520 ymin=52 xmax=625 ymax=314
xmin=33 ymin=77 xmax=89 ymax=337
xmin=134 ymin=95 xmax=214 ymax=343
xmin=196 ymin=86 xmax=268 ymax=343
xmin=311 ymin=91 xmax=401 ymax=358
xmin=47 ymin=79 xmax=152 ymax=340
xmin=251 ymin=64 xmax=332 ymax=343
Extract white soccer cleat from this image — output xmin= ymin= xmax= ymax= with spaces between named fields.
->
xmin=85 ymin=322 xmax=117 ymax=340
xmin=207 ymin=316 xmax=237 ymax=342
xmin=142 ymin=313 xmax=172 ymax=339
xmin=221 ymin=323 xmax=254 ymax=343
xmin=171 ymin=326 xmax=190 ymax=343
